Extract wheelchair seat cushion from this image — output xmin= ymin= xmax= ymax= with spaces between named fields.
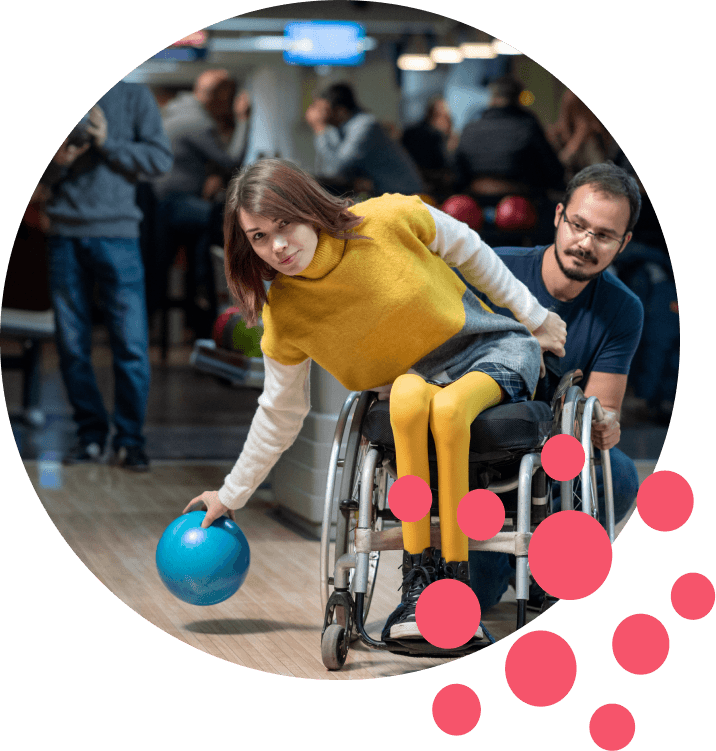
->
xmin=361 ymin=398 xmax=553 ymax=462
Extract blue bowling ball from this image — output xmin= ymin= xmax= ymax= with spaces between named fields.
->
xmin=156 ymin=511 xmax=250 ymax=606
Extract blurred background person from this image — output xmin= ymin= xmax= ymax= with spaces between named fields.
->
xmin=150 ymin=69 xmax=251 ymax=338
xmin=305 ymin=82 xmax=425 ymax=197
xmin=548 ymin=88 xmax=618 ymax=180
xmin=607 ymin=150 xmax=678 ymax=424
xmin=401 ymin=96 xmax=458 ymax=201
xmin=39 ymin=81 xmax=172 ymax=471
xmin=454 ymin=75 xmax=565 ymax=202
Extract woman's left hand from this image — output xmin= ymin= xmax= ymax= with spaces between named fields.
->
xmin=532 ymin=311 xmax=567 ymax=358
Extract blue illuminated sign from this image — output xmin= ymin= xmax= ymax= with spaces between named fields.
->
xmin=283 ymin=21 xmax=366 ymax=66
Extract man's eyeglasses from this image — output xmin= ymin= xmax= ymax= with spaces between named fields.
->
xmin=560 ymin=210 xmax=626 ymax=251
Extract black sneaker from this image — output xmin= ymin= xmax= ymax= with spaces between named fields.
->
xmin=115 ymin=445 xmax=150 ymax=472
xmin=382 ymin=547 xmax=440 ymax=642
xmin=62 ymin=441 xmax=104 ymax=466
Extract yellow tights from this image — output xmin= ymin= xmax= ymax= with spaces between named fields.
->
xmin=389 ymin=372 xmax=503 ymax=562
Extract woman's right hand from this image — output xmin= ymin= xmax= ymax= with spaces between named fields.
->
xmin=532 ymin=311 xmax=567 ymax=358
xmin=183 ymin=491 xmax=235 ymax=529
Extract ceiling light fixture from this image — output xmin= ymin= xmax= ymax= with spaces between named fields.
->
xmin=459 ymin=42 xmax=497 ymax=59
xmin=397 ymin=53 xmax=436 ymax=71
xmin=430 ymin=46 xmax=464 ymax=64
xmin=492 ymin=40 xmax=521 ymax=55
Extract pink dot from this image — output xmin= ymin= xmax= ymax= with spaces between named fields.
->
xmin=528 ymin=511 xmax=612 ymax=599
xmin=541 ymin=434 xmax=585 ymax=481
xmin=432 ymin=684 xmax=481 ymax=735
xmin=416 ymin=579 xmax=481 ymax=649
xmin=636 ymin=471 xmax=693 ymax=531
xmin=671 ymin=573 xmax=715 ymax=620
xmin=590 ymin=704 xmax=635 ymax=749
xmin=388 ymin=475 xmax=432 ymax=522
xmin=457 ymin=489 xmax=505 ymax=540
xmin=612 ymin=614 xmax=669 ymax=674
xmin=505 ymin=631 xmax=577 ymax=706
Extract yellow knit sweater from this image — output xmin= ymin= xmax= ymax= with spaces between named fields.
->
xmin=260 ymin=194 xmax=469 ymax=391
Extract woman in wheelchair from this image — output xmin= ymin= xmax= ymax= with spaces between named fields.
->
xmin=184 ymin=158 xmax=567 ymax=650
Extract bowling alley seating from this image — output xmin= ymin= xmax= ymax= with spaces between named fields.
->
xmin=1 ymin=205 xmax=55 ymax=427
xmin=0 ymin=308 xmax=55 ymax=428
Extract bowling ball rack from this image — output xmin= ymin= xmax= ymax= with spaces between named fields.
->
xmin=190 ymin=339 xmax=265 ymax=389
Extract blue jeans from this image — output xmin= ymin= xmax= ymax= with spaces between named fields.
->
xmin=469 ymin=446 xmax=640 ymax=611
xmin=48 ymin=236 xmax=150 ymax=450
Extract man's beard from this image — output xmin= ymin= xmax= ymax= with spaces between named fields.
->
xmin=553 ymin=236 xmax=603 ymax=283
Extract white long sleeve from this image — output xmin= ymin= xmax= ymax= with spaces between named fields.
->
xmin=425 ymin=203 xmax=548 ymax=332
xmin=218 ymin=356 xmax=311 ymax=510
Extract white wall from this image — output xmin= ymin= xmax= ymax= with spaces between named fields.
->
xmin=243 ymin=63 xmax=304 ymax=165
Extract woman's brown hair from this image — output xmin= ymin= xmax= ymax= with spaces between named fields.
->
xmin=223 ymin=158 xmax=365 ymax=327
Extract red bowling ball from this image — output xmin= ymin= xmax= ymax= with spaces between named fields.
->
xmin=212 ymin=306 xmax=242 ymax=348
xmin=440 ymin=194 xmax=484 ymax=232
xmin=494 ymin=195 xmax=538 ymax=231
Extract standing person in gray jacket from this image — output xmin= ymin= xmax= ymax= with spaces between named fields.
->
xmin=305 ymin=82 xmax=425 ymax=196
xmin=41 ymin=81 xmax=173 ymax=471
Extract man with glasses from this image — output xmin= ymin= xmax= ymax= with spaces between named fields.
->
xmin=462 ymin=161 xmax=644 ymax=612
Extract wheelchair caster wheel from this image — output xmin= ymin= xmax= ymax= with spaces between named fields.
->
xmin=322 ymin=623 xmax=348 ymax=670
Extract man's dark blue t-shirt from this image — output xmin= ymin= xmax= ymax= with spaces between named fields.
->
xmin=461 ymin=246 xmax=644 ymax=383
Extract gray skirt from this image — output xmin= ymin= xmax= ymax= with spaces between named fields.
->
xmin=410 ymin=290 xmax=542 ymax=403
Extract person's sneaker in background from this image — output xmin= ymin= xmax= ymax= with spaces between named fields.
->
xmin=115 ymin=445 xmax=150 ymax=472
xmin=62 ymin=441 xmax=104 ymax=466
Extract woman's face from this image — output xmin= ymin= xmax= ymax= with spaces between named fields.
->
xmin=239 ymin=209 xmax=319 ymax=276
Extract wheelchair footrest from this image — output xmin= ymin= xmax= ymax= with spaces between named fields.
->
xmin=356 ymin=525 xmax=530 ymax=555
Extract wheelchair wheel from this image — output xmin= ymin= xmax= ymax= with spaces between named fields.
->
xmin=573 ymin=441 xmax=600 ymax=519
xmin=560 ymin=388 xmax=603 ymax=522
xmin=321 ymin=623 xmax=348 ymax=670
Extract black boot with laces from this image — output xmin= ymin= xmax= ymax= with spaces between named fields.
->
xmin=381 ymin=547 xmax=440 ymax=642
xmin=440 ymin=559 xmax=471 ymax=584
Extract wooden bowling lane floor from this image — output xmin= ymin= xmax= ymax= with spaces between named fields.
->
xmin=25 ymin=459 xmax=536 ymax=680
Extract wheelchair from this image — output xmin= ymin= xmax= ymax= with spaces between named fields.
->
xmin=319 ymin=368 xmax=616 ymax=670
